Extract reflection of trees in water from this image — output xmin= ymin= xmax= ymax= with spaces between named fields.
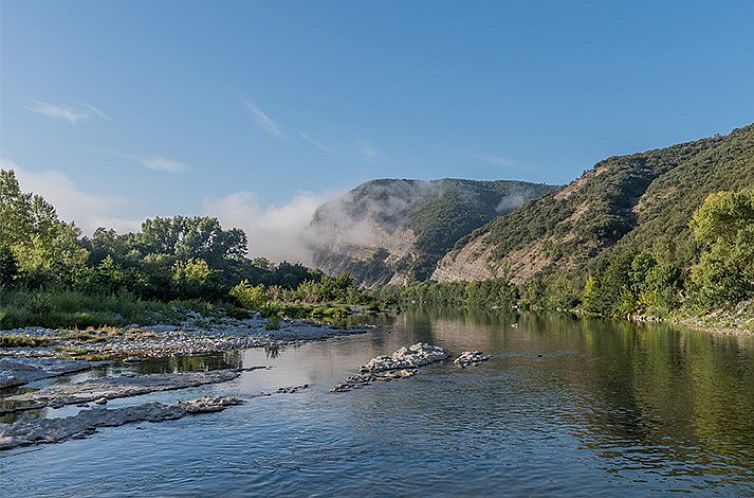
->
xmin=135 ymin=351 xmax=243 ymax=374
xmin=574 ymin=317 xmax=754 ymax=477
xmin=265 ymin=344 xmax=281 ymax=359
xmin=383 ymin=306 xmax=754 ymax=482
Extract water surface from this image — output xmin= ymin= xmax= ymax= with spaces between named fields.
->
xmin=2 ymin=308 xmax=754 ymax=497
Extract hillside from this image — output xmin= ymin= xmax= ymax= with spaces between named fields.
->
xmin=433 ymin=124 xmax=754 ymax=284
xmin=305 ymin=178 xmax=557 ymax=286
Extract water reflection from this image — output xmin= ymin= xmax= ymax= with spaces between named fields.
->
xmin=2 ymin=307 xmax=753 ymax=496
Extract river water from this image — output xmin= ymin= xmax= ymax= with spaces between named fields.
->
xmin=2 ymin=308 xmax=754 ymax=497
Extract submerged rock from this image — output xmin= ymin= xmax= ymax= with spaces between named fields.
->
xmin=0 ymin=374 xmax=25 ymax=390
xmin=0 ymin=396 xmax=243 ymax=449
xmin=276 ymin=384 xmax=309 ymax=394
xmin=0 ymin=357 xmax=101 ymax=390
xmin=331 ymin=369 xmax=417 ymax=393
xmin=178 ymin=396 xmax=243 ymax=414
xmin=0 ymin=370 xmax=241 ymax=415
xmin=333 ymin=343 xmax=449 ymax=393
xmin=454 ymin=351 xmax=490 ymax=368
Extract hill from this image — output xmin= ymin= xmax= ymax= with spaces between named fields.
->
xmin=433 ymin=124 xmax=754 ymax=287
xmin=305 ymin=178 xmax=557 ymax=286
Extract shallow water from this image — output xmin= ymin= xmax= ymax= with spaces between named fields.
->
xmin=2 ymin=308 xmax=754 ymax=497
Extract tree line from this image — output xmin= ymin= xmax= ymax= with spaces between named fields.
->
xmin=0 ymin=169 xmax=369 ymax=312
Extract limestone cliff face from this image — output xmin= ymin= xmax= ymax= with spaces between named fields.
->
xmin=306 ymin=178 xmax=557 ymax=286
xmin=430 ymin=238 xmax=497 ymax=282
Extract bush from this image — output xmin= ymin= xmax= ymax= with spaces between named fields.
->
xmin=265 ymin=316 xmax=281 ymax=330
xmin=229 ymin=280 xmax=268 ymax=309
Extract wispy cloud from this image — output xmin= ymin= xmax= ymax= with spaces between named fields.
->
xmin=90 ymin=148 xmax=189 ymax=174
xmin=28 ymin=100 xmax=111 ymax=125
xmin=1 ymin=157 xmax=143 ymax=234
xmin=142 ymin=156 xmax=188 ymax=173
xmin=82 ymin=102 xmax=113 ymax=122
xmin=241 ymin=97 xmax=283 ymax=138
xmin=300 ymin=131 xmax=331 ymax=153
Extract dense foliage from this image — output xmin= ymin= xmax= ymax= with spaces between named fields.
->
xmin=0 ymin=168 xmax=371 ymax=328
xmin=428 ymin=124 xmax=754 ymax=320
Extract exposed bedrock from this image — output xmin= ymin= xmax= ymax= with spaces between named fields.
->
xmin=333 ymin=343 xmax=450 ymax=392
xmin=0 ymin=396 xmax=243 ymax=450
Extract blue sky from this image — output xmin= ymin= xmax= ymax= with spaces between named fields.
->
xmin=1 ymin=0 xmax=753 ymax=258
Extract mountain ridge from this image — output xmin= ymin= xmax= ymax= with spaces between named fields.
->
xmin=305 ymin=178 xmax=558 ymax=286
xmin=433 ymin=123 xmax=754 ymax=284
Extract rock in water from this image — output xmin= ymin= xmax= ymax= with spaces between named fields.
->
xmin=1 ymin=370 xmax=242 ymax=415
xmin=454 ymin=351 xmax=490 ymax=368
xmin=333 ymin=343 xmax=450 ymax=392
xmin=178 ymin=396 xmax=244 ymax=414
xmin=0 ymin=396 xmax=244 ymax=449
xmin=359 ymin=342 xmax=451 ymax=373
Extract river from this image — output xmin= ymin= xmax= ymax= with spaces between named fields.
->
xmin=2 ymin=307 xmax=754 ymax=497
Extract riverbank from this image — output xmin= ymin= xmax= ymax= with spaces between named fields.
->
xmin=628 ymin=299 xmax=754 ymax=337
xmin=0 ymin=309 xmax=374 ymax=449
xmin=0 ymin=311 xmax=371 ymax=391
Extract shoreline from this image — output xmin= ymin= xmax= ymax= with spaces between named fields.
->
xmin=0 ymin=313 xmax=371 ymax=392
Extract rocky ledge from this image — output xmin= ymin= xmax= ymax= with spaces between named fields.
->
xmin=0 ymin=357 xmax=109 ymax=390
xmin=333 ymin=343 xmax=450 ymax=392
xmin=454 ymin=351 xmax=490 ymax=368
xmin=360 ymin=343 xmax=451 ymax=373
xmin=0 ymin=369 xmax=246 ymax=415
xmin=0 ymin=396 xmax=243 ymax=450
xmin=0 ymin=313 xmax=369 ymax=363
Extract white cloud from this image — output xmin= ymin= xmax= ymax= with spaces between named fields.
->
xmin=28 ymin=100 xmax=110 ymax=125
xmin=1 ymin=158 xmax=143 ymax=234
xmin=82 ymin=102 xmax=113 ymax=122
xmin=300 ymin=131 xmax=331 ymax=152
xmin=142 ymin=156 xmax=188 ymax=173
xmin=203 ymin=190 xmax=337 ymax=263
xmin=241 ymin=98 xmax=284 ymax=138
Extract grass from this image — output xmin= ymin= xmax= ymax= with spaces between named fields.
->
xmin=0 ymin=334 xmax=51 ymax=347
xmin=0 ymin=288 xmax=241 ymax=330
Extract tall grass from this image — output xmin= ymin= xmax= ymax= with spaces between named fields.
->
xmin=0 ymin=288 xmax=217 ymax=330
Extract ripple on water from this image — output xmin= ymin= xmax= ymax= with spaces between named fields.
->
xmin=2 ymin=308 xmax=754 ymax=497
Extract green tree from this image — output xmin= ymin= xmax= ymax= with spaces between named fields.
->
xmin=229 ymin=280 xmax=269 ymax=309
xmin=171 ymin=258 xmax=217 ymax=298
xmin=0 ymin=169 xmax=89 ymax=287
xmin=690 ymin=189 xmax=754 ymax=308
xmin=0 ymin=245 xmax=19 ymax=287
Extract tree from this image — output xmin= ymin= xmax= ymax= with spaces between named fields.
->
xmin=0 ymin=169 xmax=89 ymax=287
xmin=139 ymin=216 xmax=247 ymax=264
xmin=690 ymin=189 xmax=754 ymax=308
xmin=171 ymin=258 xmax=218 ymax=298
xmin=0 ymin=245 xmax=19 ymax=287
xmin=229 ymin=280 xmax=269 ymax=309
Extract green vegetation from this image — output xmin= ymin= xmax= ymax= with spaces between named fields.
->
xmin=0 ymin=334 xmax=50 ymax=347
xmin=229 ymin=273 xmax=379 ymax=327
xmin=0 ymin=168 xmax=378 ymax=330
xmin=689 ymin=189 xmax=754 ymax=308
xmin=0 ymin=288 xmax=218 ymax=329
xmin=386 ymin=125 xmax=754 ymax=329
xmin=310 ymin=178 xmax=556 ymax=285
xmin=2 ymin=123 xmax=752 ymax=333
xmin=379 ymin=280 xmax=517 ymax=308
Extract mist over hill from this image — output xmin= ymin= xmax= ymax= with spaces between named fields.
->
xmin=304 ymin=178 xmax=557 ymax=286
